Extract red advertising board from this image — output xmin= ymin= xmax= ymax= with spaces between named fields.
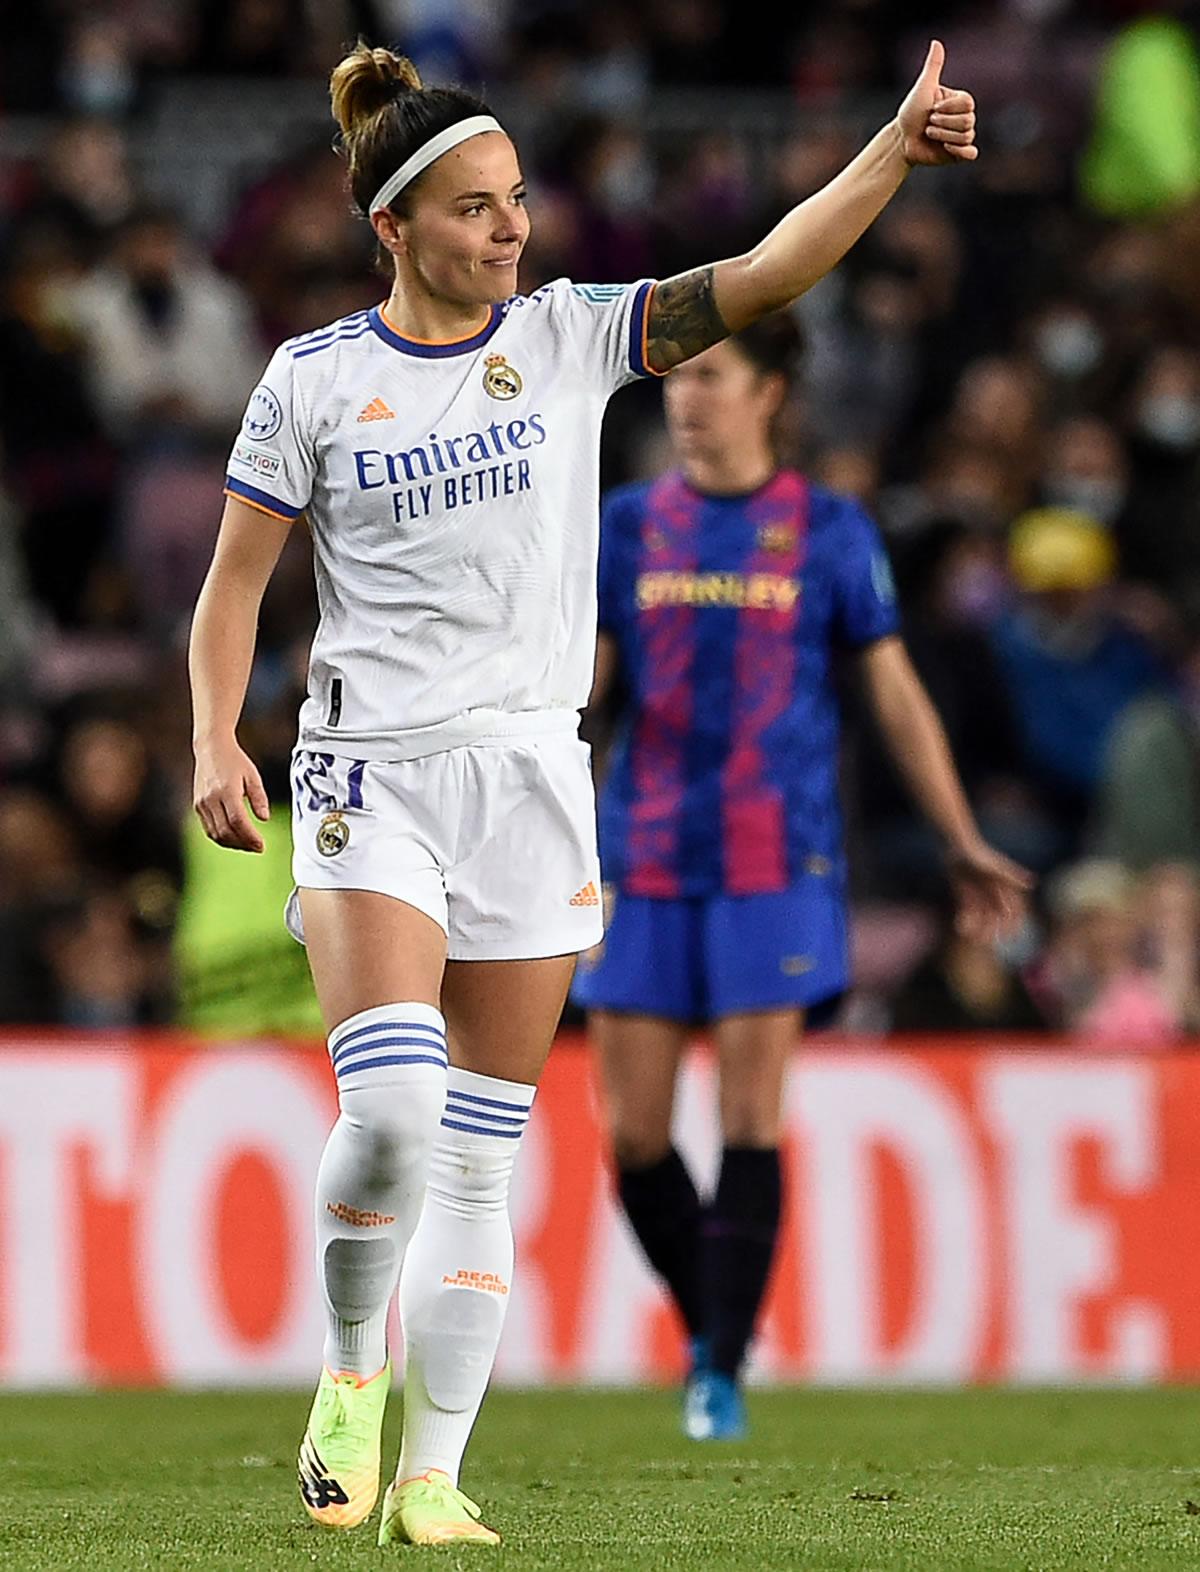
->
xmin=0 ymin=1033 xmax=1193 ymax=1387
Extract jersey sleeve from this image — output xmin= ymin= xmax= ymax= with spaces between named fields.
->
xmin=833 ymin=501 xmax=901 ymax=648
xmin=558 ymin=280 xmax=665 ymax=394
xmin=223 ymin=344 xmax=315 ymax=521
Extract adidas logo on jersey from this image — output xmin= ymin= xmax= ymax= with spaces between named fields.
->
xmin=570 ymin=881 xmax=600 ymax=907
xmin=356 ymin=396 xmax=395 ymax=423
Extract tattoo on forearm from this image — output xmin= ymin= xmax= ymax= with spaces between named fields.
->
xmin=645 ymin=267 xmax=728 ymax=373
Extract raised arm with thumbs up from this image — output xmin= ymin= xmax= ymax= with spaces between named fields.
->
xmin=640 ymin=41 xmax=979 ymax=373
xmin=897 ymin=39 xmax=979 ymax=167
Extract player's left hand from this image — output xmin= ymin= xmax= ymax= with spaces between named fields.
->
xmin=896 ymin=40 xmax=978 ymax=168
xmin=947 ymin=838 xmax=1034 ymax=944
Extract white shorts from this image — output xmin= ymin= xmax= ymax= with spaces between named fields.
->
xmin=285 ymin=734 xmax=604 ymax=961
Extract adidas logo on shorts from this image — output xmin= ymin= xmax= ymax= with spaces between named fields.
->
xmin=569 ymin=881 xmax=600 ymax=907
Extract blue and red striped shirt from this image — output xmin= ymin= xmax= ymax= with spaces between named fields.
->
xmin=596 ymin=468 xmax=899 ymax=897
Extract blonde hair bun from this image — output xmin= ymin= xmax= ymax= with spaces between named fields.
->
xmin=330 ymin=44 xmax=422 ymax=140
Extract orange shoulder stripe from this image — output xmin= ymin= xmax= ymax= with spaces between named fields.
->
xmin=223 ymin=487 xmax=297 ymax=523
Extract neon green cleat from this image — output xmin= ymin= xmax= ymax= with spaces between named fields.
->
xmin=377 ymin=1469 xmax=501 ymax=1547
xmin=297 ymin=1362 xmax=391 ymax=1529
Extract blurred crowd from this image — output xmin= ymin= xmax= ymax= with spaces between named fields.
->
xmin=2 ymin=0 xmax=1200 ymax=1039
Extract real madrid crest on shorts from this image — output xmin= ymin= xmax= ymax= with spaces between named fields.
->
xmin=316 ymin=811 xmax=349 ymax=857
xmin=482 ymin=353 xmax=522 ymax=400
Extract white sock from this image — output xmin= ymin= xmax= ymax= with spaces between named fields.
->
xmin=315 ymin=1002 xmax=448 ymax=1375
xmin=396 ymin=1065 xmax=535 ymax=1484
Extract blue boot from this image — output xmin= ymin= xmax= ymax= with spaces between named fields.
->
xmin=683 ymin=1341 xmax=746 ymax=1441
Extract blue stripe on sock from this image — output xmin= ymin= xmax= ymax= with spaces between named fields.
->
xmin=332 ymin=1019 xmax=445 ymax=1055
xmin=332 ymin=1033 xmax=447 ymax=1068
xmin=334 ymin=1045 xmax=448 ymax=1077
xmin=445 ymin=1109 xmax=525 ymax=1128
xmin=444 ymin=1099 xmax=526 ymax=1127
xmin=443 ymin=1087 xmax=533 ymax=1112
xmin=333 ymin=1037 xmax=449 ymax=1075
xmin=335 ymin=1046 xmax=448 ymax=1080
xmin=338 ymin=1053 xmax=449 ymax=1079
xmin=441 ymin=1117 xmax=524 ymax=1139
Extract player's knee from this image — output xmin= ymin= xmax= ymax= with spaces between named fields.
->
xmin=720 ymin=1102 xmax=781 ymax=1149
xmin=611 ymin=1126 xmax=673 ymax=1171
xmin=339 ymin=1081 xmax=445 ymax=1184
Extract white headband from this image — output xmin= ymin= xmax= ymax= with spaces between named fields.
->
xmin=368 ymin=114 xmax=505 ymax=215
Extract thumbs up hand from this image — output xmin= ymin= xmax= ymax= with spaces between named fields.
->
xmin=896 ymin=41 xmax=978 ymax=167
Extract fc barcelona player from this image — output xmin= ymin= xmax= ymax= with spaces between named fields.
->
xmin=573 ymin=314 xmax=1031 ymax=1439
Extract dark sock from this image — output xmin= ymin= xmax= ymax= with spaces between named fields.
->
xmin=703 ymin=1145 xmax=783 ymax=1379
xmin=617 ymin=1147 xmax=705 ymax=1340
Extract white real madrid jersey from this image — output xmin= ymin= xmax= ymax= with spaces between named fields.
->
xmin=225 ymin=278 xmax=660 ymax=760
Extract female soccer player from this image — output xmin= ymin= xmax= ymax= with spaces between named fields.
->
xmin=188 ymin=38 xmax=980 ymax=1547
xmin=573 ymin=315 xmax=1032 ymax=1441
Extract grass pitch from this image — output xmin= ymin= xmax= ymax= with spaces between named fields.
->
xmin=0 ymin=1387 xmax=1197 ymax=1570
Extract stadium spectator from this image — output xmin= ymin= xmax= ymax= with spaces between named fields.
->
xmin=1082 ymin=11 xmax=1200 ymax=220
xmin=1093 ymin=635 xmax=1200 ymax=871
xmin=43 ymin=886 xmax=167 ymax=1026
xmin=0 ymin=222 xmax=118 ymax=626
xmin=546 ymin=116 xmax=657 ymax=285
xmin=0 ymin=475 xmax=34 ymax=689
xmin=15 ymin=116 xmax=138 ymax=267
xmin=215 ymin=140 xmax=375 ymax=344
xmin=1034 ymin=858 xmax=1190 ymax=1044
xmin=1138 ymin=860 xmax=1200 ymax=1035
xmin=889 ymin=895 xmax=1046 ymax=1033
xmin=192 ymin=0 xmax=313 ymax=77
xmin=0 ymin=788 xmax=80 ymax=1021
xmin=72 ymin=204 xmax=259 ymax=446
xmin=989 ymin=507 xmax=1169 ymax=864
xmin=1038 ymin=415 xmax=1130 ymax=530
xmin=1121 ymin=345 xmax=1200 ymax=618
xmin=59 ymin=16 xmax=139 ymax=118
xmin=1025 ymin=296 xmax=1111 ymax=404
xmin=53 ymin=703 xmax=184 ymax=917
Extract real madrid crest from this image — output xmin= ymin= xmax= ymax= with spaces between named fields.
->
xmin=483 ymin=353 xmax=522 ymax=401
xmin=316 ymin=811 xmax=350 ymax=857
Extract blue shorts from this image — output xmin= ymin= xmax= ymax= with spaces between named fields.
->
xmin=570 ymin=875 xmax=848 ymax=1024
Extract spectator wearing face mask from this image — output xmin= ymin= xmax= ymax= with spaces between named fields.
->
xmin=1028 ymin=297 xmax=1109 ymax=397
xmin=72 ymin=204 xmax=259 ymax=447
xmin=1120 ymin=346 xmax=1200 ymax=617
xmin=551 ymin=116 xmax=656 ymax=285
xmin=1039 ymin=416 xmax=1130 ymax=531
